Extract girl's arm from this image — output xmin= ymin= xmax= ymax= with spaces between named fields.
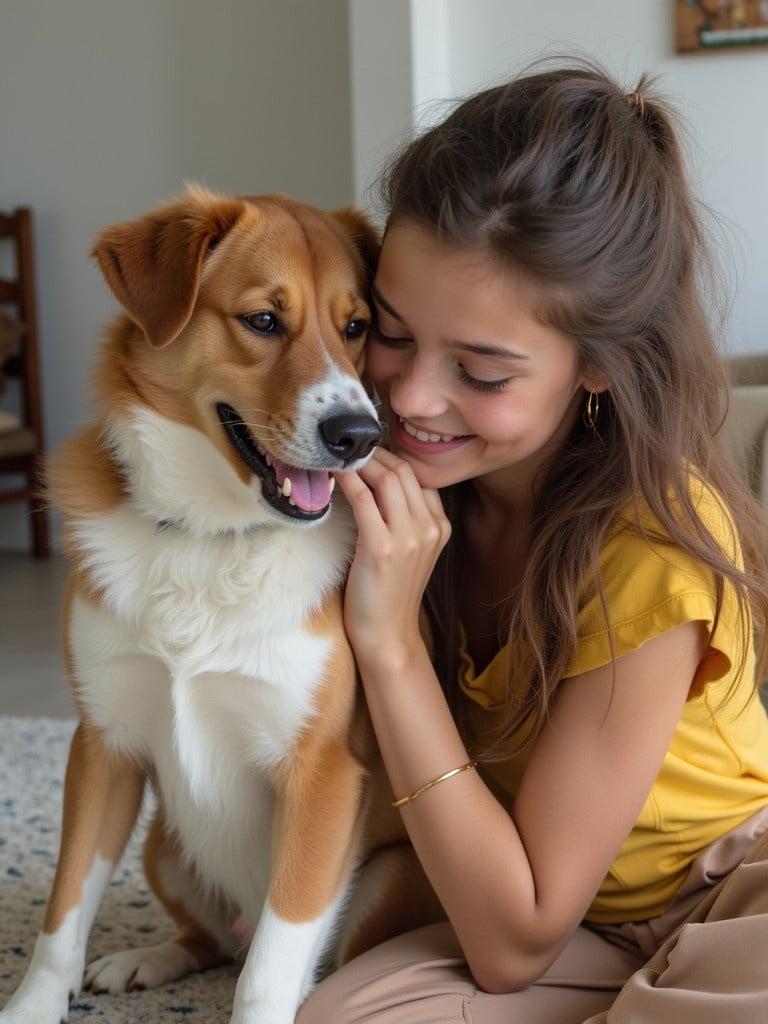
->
xmin=357 ymin=618 xmax=707 ymax=994
xmin=332 ymin=447 xmax=707 ymax=993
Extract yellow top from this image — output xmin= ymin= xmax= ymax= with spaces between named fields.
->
xmin=458 ymin=479 xmax=768 ymax=924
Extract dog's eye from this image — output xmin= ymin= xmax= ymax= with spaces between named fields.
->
xmin=240 ymin=312 xmax=281 ymax=336
xmin=345 ymin=319 xmax=367 ymax=340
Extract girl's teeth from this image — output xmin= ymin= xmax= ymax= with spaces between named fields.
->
xmin=399 ymin=416 xmax=456 ymax=443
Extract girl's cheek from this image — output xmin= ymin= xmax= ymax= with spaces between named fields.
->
xmin=362 ymin=341 xmax=392 ymax=384
xmin=471 ymin=401 xmax=527 ymax=445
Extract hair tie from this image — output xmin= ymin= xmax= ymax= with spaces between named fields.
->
xmin=627 ymin=91 xmax=645 ymax=117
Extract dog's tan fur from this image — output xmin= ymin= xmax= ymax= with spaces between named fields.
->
xmin=5 ymin=187 xmax=448 ymax=1022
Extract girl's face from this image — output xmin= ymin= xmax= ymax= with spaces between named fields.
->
xmin=364 ymin=219 xmax=592 ymax=504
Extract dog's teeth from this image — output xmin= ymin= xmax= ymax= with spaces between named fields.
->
xmin=266 ymin=453 xmax=273 ymax=466
xmin=282 ymin=478 xmax=292 ymax=497
xmin=329 ymin=477 xmax=335 ymax=493
xmin=288 ymin=497 xmax=296 ymax=506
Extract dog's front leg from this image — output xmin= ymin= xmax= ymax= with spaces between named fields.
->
xmin=0 ymin=722 xmax=145 ymax=1024
xmin=229 ymin=740 xmax=366 ymax=1024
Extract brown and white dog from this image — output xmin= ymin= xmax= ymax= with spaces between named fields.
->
xmin=0 ymin=186 xmax=443 ymax=1024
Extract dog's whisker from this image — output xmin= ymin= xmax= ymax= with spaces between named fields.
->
xmin=218 ymin=417 xmax=283 ymax=435
xmin=223 ymin=406 xmax=284 ymax=417
xmin=227 ymin=404 xmax=279 ymax=411
xmin=218 ymin=414 xmax=282 ymax=429
xmin=234 ymin=424 xmax=285 ymax=438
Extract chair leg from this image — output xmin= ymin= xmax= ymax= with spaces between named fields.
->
xmin=30 ymin=497 xmax=50 ymax=557
xmin=28 ymin=456 xmax=50 ymax=558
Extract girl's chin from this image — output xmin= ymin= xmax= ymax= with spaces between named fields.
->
xmin=392 ymin=454 xmax=465 ymax=490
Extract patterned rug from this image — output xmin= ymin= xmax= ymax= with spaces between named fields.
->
xmin=0 ymin=716 xmax=241 ymax=1021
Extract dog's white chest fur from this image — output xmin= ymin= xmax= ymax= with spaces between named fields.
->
xmin=68 ymin=503 xmax=355 ymax=910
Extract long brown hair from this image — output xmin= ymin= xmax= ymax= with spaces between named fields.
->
xmin=374 ymin=56 xmax=768 ymax=762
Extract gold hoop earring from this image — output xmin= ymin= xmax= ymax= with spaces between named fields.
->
xmin=584 ymin=390 xmax=599 ymax=432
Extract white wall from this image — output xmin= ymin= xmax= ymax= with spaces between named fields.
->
xmin=0 ymin=0 xmax=353 ymax=551
xmin=443 ymin=0 xmax=768 ymax=354
xmin=348 ymin=0 xmax=454 ymax=216
xmin=348 ymin=0 xmax=414 ymax=216
xmin=351 ymin=0 xmax=767 ymax=351
xmin=4 ymin=0 xmax=767 ymax=550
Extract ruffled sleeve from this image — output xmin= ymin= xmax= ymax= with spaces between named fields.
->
xmin=563 ymin=482 xmax=748 ymax=697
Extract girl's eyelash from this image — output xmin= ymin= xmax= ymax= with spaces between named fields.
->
xmin=457 ymin=366 xmax=512 ymax=392
xmin=370 ymin=322 xmax=513 ymax=394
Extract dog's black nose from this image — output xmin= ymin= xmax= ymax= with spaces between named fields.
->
xmin=319 ymin=414 xmax=382 ymax=463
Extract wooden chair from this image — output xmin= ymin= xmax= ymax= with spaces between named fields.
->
xmin=0 ymin=207 xmax=49 ymax=557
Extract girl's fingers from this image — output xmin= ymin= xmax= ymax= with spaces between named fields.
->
xmin=368 ymin=447 xmax=436 ymax=522
xmin=372 ymin=447 xmax=450 ymax=529
xmin=333 ymin=468 xmax=391 ymax=544
xmin=334 ymin=448 xmax=451 ymax=551
xmin=421 ymin=486 xmax=450 ymax=525
xmin=349 ymin=453 xmax=413 ymax=527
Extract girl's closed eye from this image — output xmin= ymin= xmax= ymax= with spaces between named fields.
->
xmin=456 ymin=366 xmax=514 ymax=393
xmin=369 ymin=320 xmax=410 ymax=346
xmin=369 ymin=320 xmax=515 ymax=393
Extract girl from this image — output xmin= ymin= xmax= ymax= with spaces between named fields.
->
xmin=298 ymin=59 xmax=768 ymax=1022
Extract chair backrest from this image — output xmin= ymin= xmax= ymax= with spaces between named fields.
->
xmin=0 ymin=207 xmax=43 ymax=441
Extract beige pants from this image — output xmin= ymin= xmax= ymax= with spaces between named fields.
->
xmin=297 ymin=803 xmax=768 ymax=1023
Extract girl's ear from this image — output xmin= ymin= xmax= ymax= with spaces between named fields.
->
xmin=330 ymin=207 xmax=381 ymax=285
xmin=91 ymin=184 xmax=245 ymax=349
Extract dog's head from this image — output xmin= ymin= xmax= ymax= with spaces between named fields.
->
xmin=90 ymin=183 xmax=382 ymax=532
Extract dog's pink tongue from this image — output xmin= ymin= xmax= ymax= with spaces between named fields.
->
xmin=272 ymin=458 xmax=332 ymax=512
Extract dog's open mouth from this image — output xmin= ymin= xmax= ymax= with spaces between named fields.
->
xmin=216 ymin=403 xmax=333 ymax=522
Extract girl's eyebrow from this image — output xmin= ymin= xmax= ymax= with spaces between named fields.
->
xmin=446 ymin=339 xmax=530 ymax=361
xmin=371 ymin=283 xmax=405 ymax=322
xmin=371 ymin=282 xmax=530 ymax=362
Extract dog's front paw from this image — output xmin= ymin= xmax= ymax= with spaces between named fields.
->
xmin=83 ymin=942 xmax=197 ymax=994
xmin=0 ymin=928 xmax=87 ymax=1024
xmin=0 ymin=965 xmax=80 ymax=1024
xmin=229 ymin=1007 xmax=293 ymax=1024
xmin=229 ymin=993 xmax=298 ymax=1024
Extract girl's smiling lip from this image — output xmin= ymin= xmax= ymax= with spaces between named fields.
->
xmin=391 ymin=414 xmax=475 ymax=454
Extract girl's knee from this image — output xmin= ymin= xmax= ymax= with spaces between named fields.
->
xmin=296 ymin=971 xmax=351 ymax=1024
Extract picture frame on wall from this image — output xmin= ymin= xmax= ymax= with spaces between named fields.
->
xmin=676 ymin=0 xmax=768 ymax=52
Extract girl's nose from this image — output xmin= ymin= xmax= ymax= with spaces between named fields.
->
xmin=388 ymin=359 xmax=448 ymax=420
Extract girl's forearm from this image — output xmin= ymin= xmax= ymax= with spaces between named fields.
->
xmin=356 ymin=640 xmax=547 ymax=993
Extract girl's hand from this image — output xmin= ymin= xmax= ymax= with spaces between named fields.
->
xmin=332 ymin=447 xmax=452 ymax=665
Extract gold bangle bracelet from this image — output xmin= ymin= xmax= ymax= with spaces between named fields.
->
xmin=391 ymin=760 xmax=478 ymax=809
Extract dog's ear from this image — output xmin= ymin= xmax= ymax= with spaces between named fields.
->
xmin=91 ymin=185 xmax=245 ymax=348
xmin=331 ymin=208 xmax=381 ymax=379
xmin=330 ymin=207 xmax=381 ymax=286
